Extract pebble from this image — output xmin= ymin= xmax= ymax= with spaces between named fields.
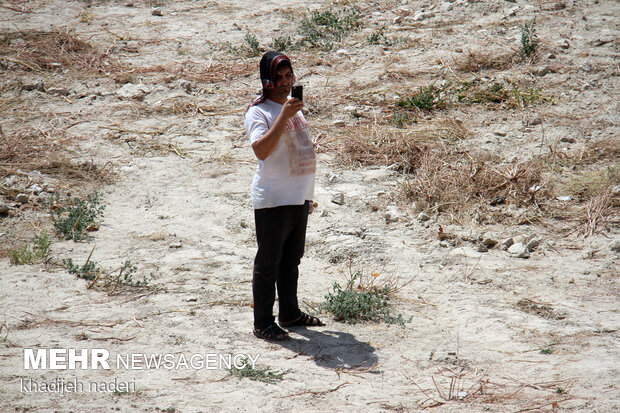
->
xmin=494 ymin=131 xmax=507 ymax=137
xmin=178 ymin=79 xmax=192 ymax=93
xmin=508 ymin=242 xmax=530 ymax=258
xmin=506 ymin=6 xmax=520 ymax=16
xmin=532 ymin=66 xmax=551 ymax=77
xmin=16 ymin=193 xmax=29 ymax=204
xmin=169 ymin=241 xmax=182 ymax=249
xmin=558 ymin=39 xmax=570 ymax=50
xmin=500 ymin=237 xmax=514 ymax=250
xmin=556 ymin=195 xmax=572 ymax=201
xmin=47 ymin=88 xmax=70 ymax=96
xmin=22 ymin=81 xmax=45 ymax=92
xmin=476 ymin=244 xmax=489 ymax=253
xmin=385 ymin=206 xmax=401 ymax=223
xmin=0 ymin=204 xmax=9 ymax=214
xmin=417 ymin=212 xmax=430 ymax=222
xmin=29 ymin=184 xmax=43 ymax=195
xmin=529 ymin=117 xmax=542 ymax=126
xmin=560 ymin=137 xmax=576 ymax=143
xmin=527 ymin=238 xmax=542 ymax=252
xmin=116 ymin=83 xmax=151 ymax=100
xmin=333 ymin=120 xmax=346 ymax=127
xmin=610 ymin=240 xmax=620 ymax=253
xmin=482 ymin=237 xmax=498 ymax=248
xmin=152 ymin=7 xmax=163 ymax=16
xmin=331 ymin=192 xmax=345 ymax=205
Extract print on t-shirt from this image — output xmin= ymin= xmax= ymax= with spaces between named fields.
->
xmin=283 ymin=114 xmax=316 ymax=176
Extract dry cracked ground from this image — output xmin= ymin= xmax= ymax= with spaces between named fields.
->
xmin=0 ymin=0 xmax=619 ymax=412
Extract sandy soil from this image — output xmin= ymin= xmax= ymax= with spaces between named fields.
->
xmin=1 ymin=0 xmax=618 ymax=412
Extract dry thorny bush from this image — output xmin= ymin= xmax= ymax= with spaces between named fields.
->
xmin=334 ymin=122 xmax=618 ymax=231
xmin=0 ymin=31 xmax=121 ymax=74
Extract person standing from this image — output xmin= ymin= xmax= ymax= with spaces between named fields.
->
xmin=245 ymin=51 xmax=324 ymax=341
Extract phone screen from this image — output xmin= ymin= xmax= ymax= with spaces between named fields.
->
xmin=291 ymin=85 xmax=303 ymax=101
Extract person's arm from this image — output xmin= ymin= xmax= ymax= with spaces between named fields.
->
xmin=252 ymin=98 xmax=303 ymax=161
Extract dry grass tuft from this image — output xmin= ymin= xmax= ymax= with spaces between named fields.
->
xmin=0 ymin=31 xmax=120 ymax=74
xmin=454 ymin=49 xmax=515 ymax=72
xmin=117 ymin=60 xmax=254 ymax=84
xmin=336 ymin=119 xmax=470 ymax=172
xmin=0 ymin=130 xmax=113 ymax=187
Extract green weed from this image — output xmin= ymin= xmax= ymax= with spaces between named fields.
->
xmin=397 ymin=84 xmax=445 ymax=110
xmin=228 ymin=356 xmax=285 ymax=384
xmin=367 ymin=26 xmax=391 ymax=46
xmin=244 ymin=33 xmax=261 ymax=56
xmin=270 ymin=36 xmax=293 ymax=52
xmin=47 ymin=192 xmax=105 ymax=241
xmin=298 ymin=8 xmax=362 ymax=51
xmin=521 ymin=18 xmax=537 ymax=58
xmin=322 ymin=272 xmax=411 ymax=325
xmin=65 ymin=257 xmax=154 ymax=290
xmin=10 ymin=231 xmax=51 ymax=265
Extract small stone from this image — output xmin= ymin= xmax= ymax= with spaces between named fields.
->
xmin=529 ymin=117 xmax=542 ymax=126
xmin=393 ymin=15 xmax=403 ymax=24
xmin=152 ymin=7 xmax=163 ymax=16
xmin=29 ymin=184 xmax=43 ymax=195
xmin=47 ymin=87 xmax=70 ymax=96
xmin=116 ymin=83 xmax=151 ymax=100
xmin=439 ymin=240 xmax=451 ymax=248
xmin=331 ymin=192 xmax=345 ymax=205
xmin=560 ymin=136 xmax=576 ymax=143
xmin=333 ymin=120 xmax=346 ymax=127
xmin=508 ymin=242 xmax=530 ymax=258
xmin=16 ymin=193 xmax=29 ymax=204
xmin=320 ymin=210 xmax=329 ymax=217
xmin=482 ymin=237 xmax=498 ymax=248
xmin=22 ymin=81 xmax=45 ymax=92
xmin=556 ymin=195 xmax=572 ymax=201
xmin=493 ymin=131 xmax=507 ymax=137
xmin=558 ymin=39 xmax=570 ymax=49
xmin=385 ymin=206 xmax=401 ymax=223
xmin=533 ymin=66 xmax=551 ymax=77
xmin=165 ymin=407 xmax=176 ymax=413
xmin=455 ymin=47 xmax=463 ymax=53
xmin=169 ymin=241 xmax=182 ymax=249
xmin=476 ymin=244 xmax=489 ymax=253
xmin=527 ymin=238 xmax=542 ymax=252
xmin=506 ymin=6 xmax=520 ymax=16
xmin=417 ymin=212 xmax=430 ymax=222
xmin=500 ymin=237 xmax=514 ymax=250
xmin=0 ymin=204 xmax=9 ymax=214
xmin=610 ymin=240 xmax=620 ymax=253
xmin=178 ymin=79 xmax=192 ymax=93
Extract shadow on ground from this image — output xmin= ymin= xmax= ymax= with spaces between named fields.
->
xmin=278 ymin=327 xmax=379 ymax=371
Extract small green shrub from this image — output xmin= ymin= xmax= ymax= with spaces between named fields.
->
xmin=397 ymin=84 xmax=445 ymax=110
xmin=47 ymin=192 xmax=105 ymax=241
xmin=322 ymin=272 xmax=410 ymax=325
xmin=298 ymin=8 xmax=362 ymax=51
xmin=10 ymin=231 xmax=51 ymax=265
xmin=228 ymin=356 xmax=285 ymax=384
xmin=367 ymin=26 xmax=391 ymax=46
xmin=64 ymin=257 xmax=154 ymax=289
xmin=270 ymin=36 xmax=293 ymax=52
xmin=244 ymin=33 xmax=261 ymax=56
xmin=521 ymin=18 xmax=537 ymax=58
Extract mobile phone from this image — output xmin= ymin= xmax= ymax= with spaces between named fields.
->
xmin=291 ymin=85 xmax=303 ymax=101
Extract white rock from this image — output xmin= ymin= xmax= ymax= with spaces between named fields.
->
xmin=151 ymin=7 xmax=163 ymax=16
xmin=16 ymin=193 xmax=29 ymax=204
xmin=333 ymin=120 xmax=346 ymax=127
xmin=116 ymin=83 xmax=151 ymax=100
xmin=417 ymin=212 xmax=430 ymax=222
xmin=527 ymin=238 xmax=542 ymax=252
xmin=501 ymin=237 xmax=514 ymax=250
xmin=450 ymin=247 xmax=482 ymax=258
xmin=385 ymin=206 xmax=401 ymax=223
xmin=508 ymin=242 xmax=530 ymax=258
xmin=331 ymin=192 xmax=345 ymax=205
xmin=29 ymin=184 xmax=43 ymax=195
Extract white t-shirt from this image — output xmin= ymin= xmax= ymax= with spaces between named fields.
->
xmin=245 ymin=99 xmax=316 ymax=209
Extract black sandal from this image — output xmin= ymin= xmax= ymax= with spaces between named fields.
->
xmin=280 ymin=312 xmax=325 ymax=327
xmin=253 ymin=322 xmax=290 ymax=341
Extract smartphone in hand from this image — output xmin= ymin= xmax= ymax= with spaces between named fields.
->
xmin=291 ymin=85 xmax=303 ymax=101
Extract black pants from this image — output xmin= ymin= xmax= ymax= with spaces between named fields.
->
xmin=253 ymin=202 xmax=309 ymax=330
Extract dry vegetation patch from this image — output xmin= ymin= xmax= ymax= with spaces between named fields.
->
xmin=0 ymin=30 xmax=121 ymax=74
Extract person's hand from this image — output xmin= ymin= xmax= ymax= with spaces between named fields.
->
xmin=281 ymin=97 xmax=304 ymax=120
xmin=308 ymin=200 xmax=316 ymax=215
